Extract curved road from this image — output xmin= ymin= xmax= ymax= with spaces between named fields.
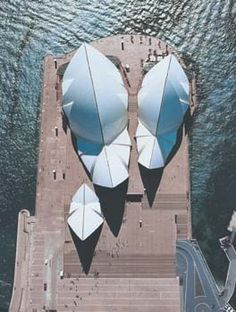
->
xmin=176 ymin=240 xmax=225 ymax=311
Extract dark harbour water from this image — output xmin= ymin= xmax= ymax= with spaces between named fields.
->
xmin=0 ymin=0 xmax=235 ymax=310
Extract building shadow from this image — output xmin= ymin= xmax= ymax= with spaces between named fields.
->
xmin=139 ymin=164 xmax=164 ymax=207
xmin=183 ymin=108 xmax=192 ymax=135
xmin=139 ymin=126 xmax=184 ymax=207
xmin=165 ymin=126 xmax=183 ymax=166
xmin=69 ymin=225 xmax=103 ymax=274
xmin=94 ymin=179 xmax=128 ymax=237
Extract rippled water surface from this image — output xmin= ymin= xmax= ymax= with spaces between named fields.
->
xmin=0 ymin=0 xmax=235 ymax=309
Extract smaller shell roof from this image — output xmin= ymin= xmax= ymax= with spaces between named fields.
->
xmin=67 ymin=184 xmax=104 ymax=241
xmin=78 ymin=128 xmax=131 ymax=188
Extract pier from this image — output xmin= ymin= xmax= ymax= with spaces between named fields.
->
xmin=10 ymin=35 xmax=196 ymax=312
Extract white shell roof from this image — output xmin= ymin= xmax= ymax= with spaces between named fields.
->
xmin=62 ymin=44 xmax=128 ymax=145
xmin=67 ymin=184 xmax=104 ymax=241
xmin=136 ymin=55 xmax=189 ymax=169
xmin=62 ymin=44 xmax=131 ymax=188
xmin=78 ymin=128 xmax=131 ymax=188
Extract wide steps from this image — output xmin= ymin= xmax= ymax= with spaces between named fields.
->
xmin=57 ymin=305 xmax=178 ymax=312
xmin=57 ymin=277 xmax=180 ymax=312
xmin=64 ymin=252 xmax=176 ymax=278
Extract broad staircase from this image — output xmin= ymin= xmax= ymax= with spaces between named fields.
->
xmin=57 ymin=277 xmax=180 ymax=312
xmin=64 ymin=251 xmax=176 ymax=279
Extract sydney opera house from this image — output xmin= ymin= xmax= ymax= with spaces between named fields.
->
xmin=14 ymin=35 xmax=225 ymax=312
xmin=62 ymin=43 xmax=189 ymax=242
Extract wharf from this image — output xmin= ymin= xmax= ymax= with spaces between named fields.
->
xmin=10 ymin=35 xmax=196 ymax=312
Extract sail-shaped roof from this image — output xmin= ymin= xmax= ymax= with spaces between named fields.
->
xmin=136 ymin=55 xmax=189 ymax=169
xmin=62 ymin=44 xmax=130 ymax=188
xmin=67 ymin=184 xmax=104 ymax=241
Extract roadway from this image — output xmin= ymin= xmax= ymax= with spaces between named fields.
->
xmin=220 ymin=237 xmax=236 ymax=304
xmin=177 ymin=240 xmax=225 ymax=311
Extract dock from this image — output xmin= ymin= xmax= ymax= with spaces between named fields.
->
xmin=9 ymin=35 xmax=196 ymax=312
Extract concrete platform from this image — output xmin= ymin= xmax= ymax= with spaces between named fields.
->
xmin=9 ymin=35 xmax=196 ymax=312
